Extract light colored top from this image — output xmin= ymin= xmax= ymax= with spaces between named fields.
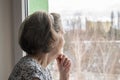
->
xmin=8 ymin=56 xmax=52 ymax=80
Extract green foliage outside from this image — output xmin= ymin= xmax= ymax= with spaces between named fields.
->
xmin=28 ymin=0 xmax=48 ymax=15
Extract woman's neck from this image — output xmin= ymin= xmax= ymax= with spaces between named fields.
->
xmin=27 ymin=53 xmax=50 ymax=68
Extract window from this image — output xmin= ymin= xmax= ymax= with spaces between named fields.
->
xmin=28 ymin=0 xmax=120 ymax=80
xmin=28 ymin=0 xmax=48 ymax=14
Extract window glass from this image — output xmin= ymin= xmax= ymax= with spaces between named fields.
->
xmin=49 ymin=0 xmax=120 ymax=80
xmin=28 ymin=0 xmax=48 ymax=14
xmin=28 ymin=0 xmax=120 ymax=79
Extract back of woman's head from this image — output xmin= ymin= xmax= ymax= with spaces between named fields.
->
xmin=19 ymin=11 xmax=63 ymax=55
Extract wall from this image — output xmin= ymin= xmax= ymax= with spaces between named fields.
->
xmin=0 ymin=0 xmax=13 ymax=79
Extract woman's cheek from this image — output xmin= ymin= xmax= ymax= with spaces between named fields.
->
xmin=60 ymin=36 xmax=64 ymax=47
xmin=62 ymin=37 xmax=65 ymax=46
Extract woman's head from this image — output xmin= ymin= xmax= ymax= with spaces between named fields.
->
xmin=19 ymin=11 xmax=64 ymax=56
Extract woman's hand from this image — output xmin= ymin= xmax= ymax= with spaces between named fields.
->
xmin=56 ymin=54 xmax=71 ymax=80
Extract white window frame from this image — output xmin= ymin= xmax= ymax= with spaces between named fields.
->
xmin=12 ymin=0 xmax=28 ymax=64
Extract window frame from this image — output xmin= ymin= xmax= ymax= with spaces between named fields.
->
xmin=12 ymin=0 xmax=27 ymax=64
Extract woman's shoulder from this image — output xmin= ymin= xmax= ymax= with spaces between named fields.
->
xmin=17 ymin=56 xmax=37 ymax=68
xmin=15 ymin=56 xmax=43 ymax=73
xmin=9 ymin=56 xmax=43 ymax=80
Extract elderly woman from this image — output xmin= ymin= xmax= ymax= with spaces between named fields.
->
xmin=8 ymin=11 xmax=71 ymax=80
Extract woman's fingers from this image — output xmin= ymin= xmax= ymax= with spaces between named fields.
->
xmin=56 ymin=54 xmax=71 ymax=71
xmin=61 ymin=55 xmax=66 ymax=65
xmin=66 ymin=60 xmax=71 ymax=66
xmin=56 ymin=54 xmax=71 ymax=79
xmin=64 ymin=60 xmax=71 ymax=68
xmin=65 ymin=63 xmax=71 ymax=72
xmin=56 ymin=54 xmax=63 ymax=63
xmin=65 ymin=62 xmax=71 ymax=72
xmin=63 ymin=58 xmax=68 ymax=66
